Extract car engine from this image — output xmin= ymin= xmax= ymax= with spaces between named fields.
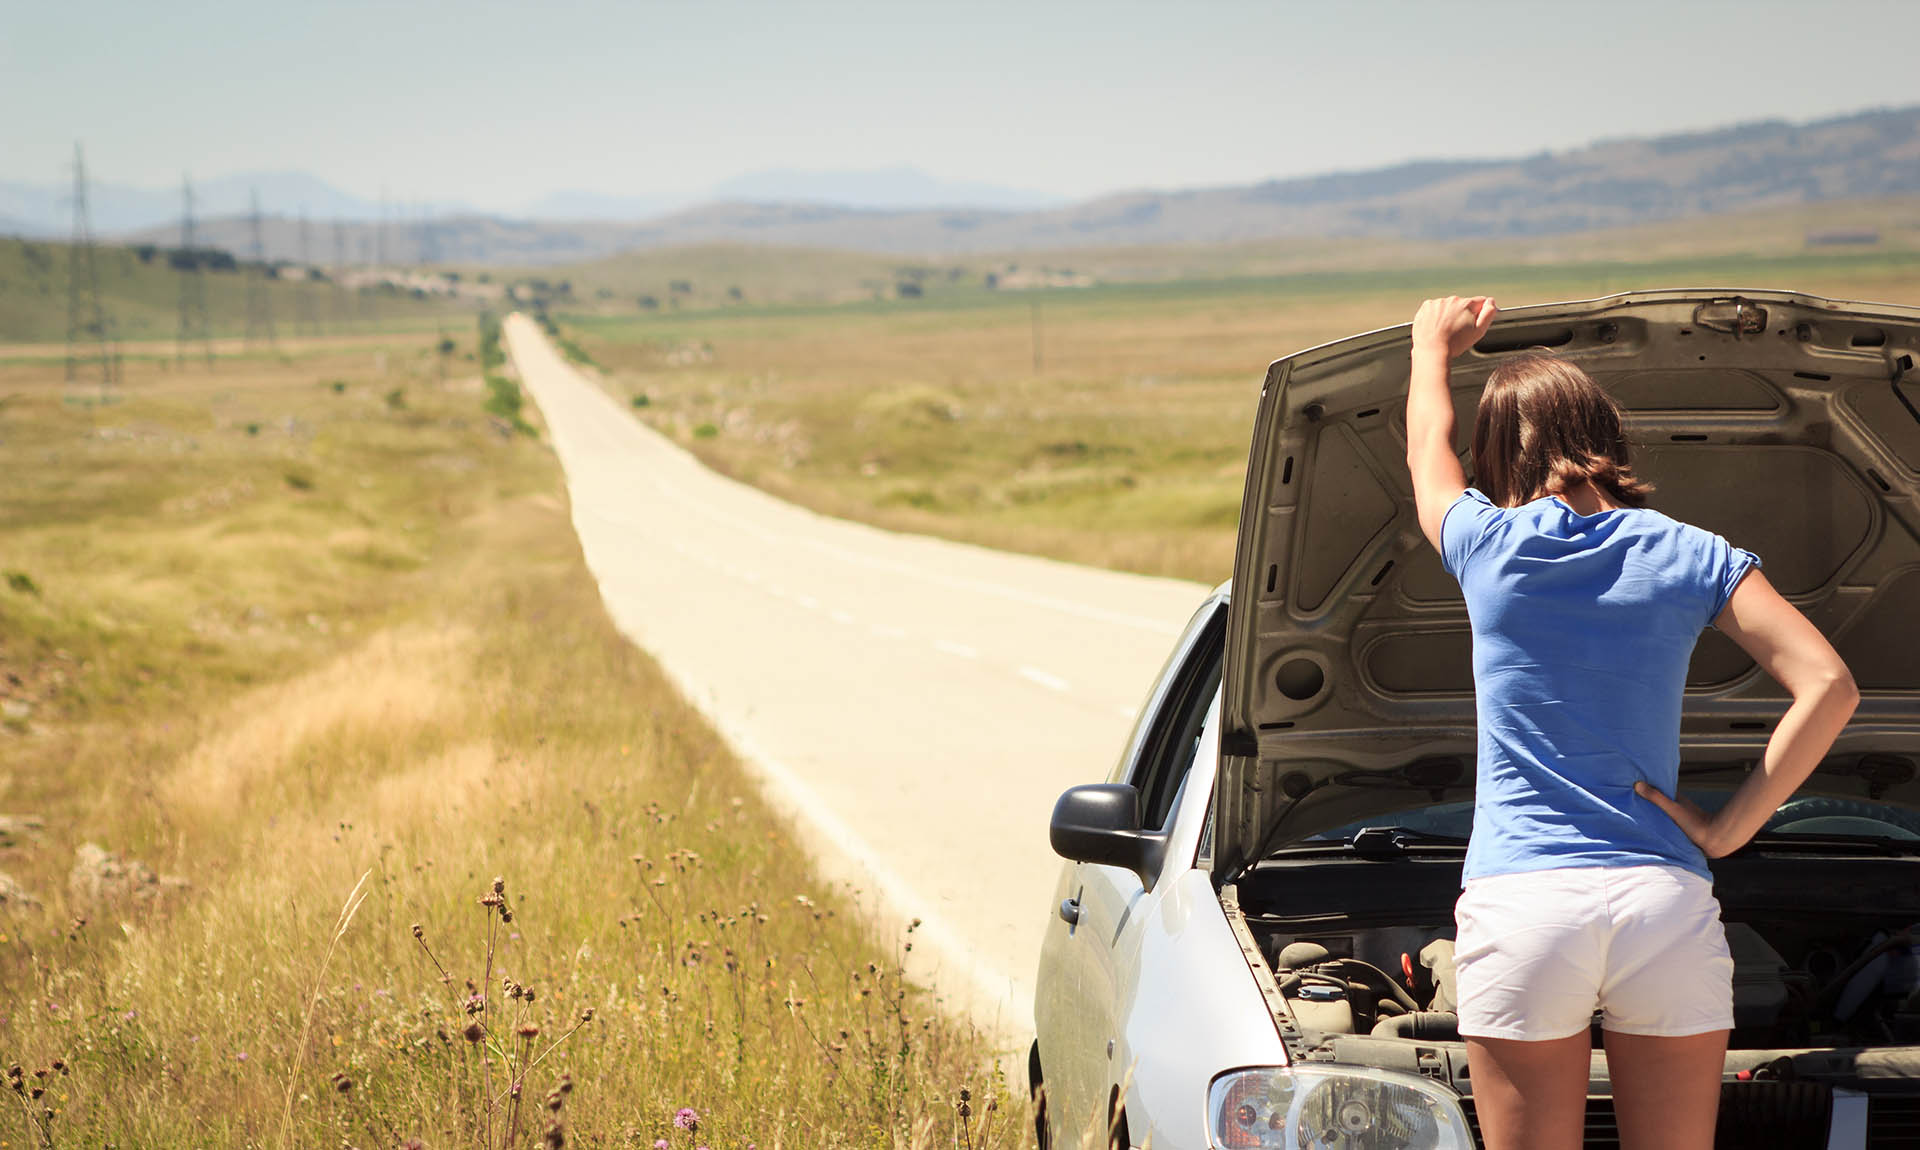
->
xmin=1259 ymin=917 xmax=1920 ymax=1050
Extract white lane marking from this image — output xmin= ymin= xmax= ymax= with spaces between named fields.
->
xmin=829 ymin=610 xmax=855 ymax=625
xmin=869 ymin=623 xmax=907 ymax=639
xmin=1019 ymin=666 xmax=1071 ymax=693
xmin=796 ymin=594 xmax=821 ymax=610
xmin=933 ymin=639 xmax=979 ymax=659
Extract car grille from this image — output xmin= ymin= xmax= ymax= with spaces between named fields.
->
xmin=1460 ymin=1085 xmax=1920 ymax=1148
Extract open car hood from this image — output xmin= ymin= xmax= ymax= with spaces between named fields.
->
xmin=1216 ymin=289 xmax=1920 ymax=879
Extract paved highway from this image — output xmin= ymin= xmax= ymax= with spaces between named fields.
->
xmin=505 ymin=315 xmax=1211 ymax=1045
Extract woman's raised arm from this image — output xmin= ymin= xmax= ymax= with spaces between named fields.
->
xmin=1407 ymin=296 xmax=1497 ymax=550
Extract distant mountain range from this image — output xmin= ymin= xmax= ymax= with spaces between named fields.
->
xmin=0 ymin=165 xmax=1059 ymax=237
xmin=10 ymin=106 xmax=1918 ymax=264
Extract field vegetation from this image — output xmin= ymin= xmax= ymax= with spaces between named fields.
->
xmin=558 ymin=240 xmax=1920 ymax=584
xmin=0 ymin=236 xmax=471 ymax=347
xmin=0 ymin=335 xmax=1014 ymax=1145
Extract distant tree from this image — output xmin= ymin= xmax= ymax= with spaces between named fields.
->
xmin=984 ymin=272 xmax=999 ymax=290
xmin=727 ymin=285 xmax=743 ymax=301
xmin=133 ymin=244 xmax=157 ymax=264
xmin=637 ymin=295 xmax=659 ymax=310
xmin=895 ymin=281 xmax=923 ymax=299
xmin=669 ymin=279 xmax=693 ymax=295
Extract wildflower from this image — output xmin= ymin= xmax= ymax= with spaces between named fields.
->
xmin=518 ymin=1023 xmax=541 ymax=1038
xmin=463 ymin=1022 xmax=486 ymax=1043
xmin=673 ymin=1107 xmax=699 ymax=1131
xmin=411 ymin=923 xmax=424 ymax=939
xmin=653 ymin=1142 xmax=669 ymax=1150
xmin=543 ymin=1124 xmax=565 ymax=1149
xmin=492 ymin=876 xmax=506 ymax=894
xmin=331 ymin=1071 xmax=353 ymax=1094
xmin=236 ymin=1052 xmax=248 ymax=1062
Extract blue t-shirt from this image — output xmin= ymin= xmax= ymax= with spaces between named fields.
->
xmin=1441 ymin=487 xmax=1761 ymax=882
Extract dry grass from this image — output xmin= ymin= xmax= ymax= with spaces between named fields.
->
xmin=564 ymin=251 xmax=1920 ymax=583
xmin=0 ymin=334 xmax=1018 ymax=1146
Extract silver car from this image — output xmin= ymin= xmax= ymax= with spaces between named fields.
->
xmin=1031 ymin=290 xmax=1920 ymax=1149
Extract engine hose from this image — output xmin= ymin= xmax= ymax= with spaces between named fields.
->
xmin=1313 ymin=958 xmax=1423 ymax=1014
xmin=1370 ymin=1011 xmax=1460 ymax=1040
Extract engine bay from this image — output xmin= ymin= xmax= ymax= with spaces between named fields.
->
xmin=1232 ymin=854 xmax=1920 ymax=1068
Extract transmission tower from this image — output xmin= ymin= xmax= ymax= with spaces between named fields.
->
xmin=175 ymin=176 xmax=213 ymax=367
xmin=296 ymin=208 xmax=320 ymax=335
xmin=243 ymin=189 xmax=277 ymax=348
xmin=331 ymin=218 xmax=350 ymax=329
xmin=64 ymin=142 xmax=120 ymax=391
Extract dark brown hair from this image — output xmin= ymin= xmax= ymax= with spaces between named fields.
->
xmin=1471 ymin=351 xmax=1653 ymax=509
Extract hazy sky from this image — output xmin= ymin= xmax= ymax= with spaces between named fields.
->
xmin=6 ymin=0 xmax=1918 ymax=211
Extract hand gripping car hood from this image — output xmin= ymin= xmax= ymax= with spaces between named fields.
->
xmin=1215 ymin=289 xmax=1920 ymax=880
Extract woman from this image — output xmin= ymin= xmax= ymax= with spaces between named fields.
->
xmin=1404 ymin=296 xmax=1859 ymax=1150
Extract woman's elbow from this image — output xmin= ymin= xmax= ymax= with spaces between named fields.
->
xmin=1820 ymin=664 xmax=1860 ymax=715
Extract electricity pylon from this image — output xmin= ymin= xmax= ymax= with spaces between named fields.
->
xmin=64 ymin=142 xmax=120 ymax=391
xmin=243 ymin=189 xmax=277 ymax=349
xmin=176 ymin=176 xmax=213 ymax=367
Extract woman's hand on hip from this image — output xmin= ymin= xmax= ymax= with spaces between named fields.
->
xmin=1412 ymin=296 xmax=1498 ymax=361
xmin=1634 ymin=782 xmax=1729 ymax=858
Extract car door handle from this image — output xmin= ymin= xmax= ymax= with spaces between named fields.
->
xmin=1059 ymin=897 xmax=1081 ymax=925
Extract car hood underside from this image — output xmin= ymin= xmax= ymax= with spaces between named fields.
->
xmin=1216 ymin=290 xmax=1920 ymax=877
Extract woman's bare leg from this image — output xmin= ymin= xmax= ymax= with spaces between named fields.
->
xmin=1465 ymin=1033 xmax=1591 ymax=1150
xmin=1602 ymin=1029 xmax=1727 ymax=1150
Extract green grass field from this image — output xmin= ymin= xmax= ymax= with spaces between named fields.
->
xmin=559 ymin=245 xmax=1920 ymax=584
xmin=0 ymin=337 xmax=1016 ymax=1146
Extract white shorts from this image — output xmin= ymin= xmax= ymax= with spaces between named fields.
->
xmin=1453 ymin=864 xmax=1734 ymax=1042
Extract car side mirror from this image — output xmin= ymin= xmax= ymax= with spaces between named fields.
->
xmin=1049 ymin=783 xmax=1167 ymax=890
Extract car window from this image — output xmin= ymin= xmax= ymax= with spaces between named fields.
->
xmin=1130 ymin=606 xmax=1225 ymax=832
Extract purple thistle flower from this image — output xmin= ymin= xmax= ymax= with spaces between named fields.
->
xmin=673 ymin=1107 xmax=699 ymax=1131
xmin=653 ymin=1142 xmax=669 ymax=1150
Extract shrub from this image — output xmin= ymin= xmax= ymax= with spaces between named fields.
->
xmin=693 ymin=423 xmax=718 ymax=439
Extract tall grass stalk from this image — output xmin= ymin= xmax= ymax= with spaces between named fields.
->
xmin=280 ymin=869 xmax=372 ymax=1147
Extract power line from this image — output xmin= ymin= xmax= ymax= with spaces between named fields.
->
xmin=64 ymin=142 xmax=119 ymax=392
xmin=243 ymin=188 xmax=277 ymax=349
xmin=175 ymin=175 xmax=212 ymax=367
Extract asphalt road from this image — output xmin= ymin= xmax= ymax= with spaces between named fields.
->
xmin=505 ymin=315 xmax=1211 ymax=1044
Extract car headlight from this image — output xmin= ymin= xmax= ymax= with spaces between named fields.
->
xmin=1208 ymin=1065 xmax=1474 ymax=1149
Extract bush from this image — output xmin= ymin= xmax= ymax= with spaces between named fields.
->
xmin=4 ymin=571 xmax=39 ymax=596
xmin=693 ymin=423 xmax=718 ymax=439
xmin=631 ymin=394 xmax=650 ymax=409
xmin=385 ymin=387 xmax=407 ymax=411
xmin=478 ymin=311 xmax=506 ymax=372
xmin=484 ymin=375 xmax=536 ymax=437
